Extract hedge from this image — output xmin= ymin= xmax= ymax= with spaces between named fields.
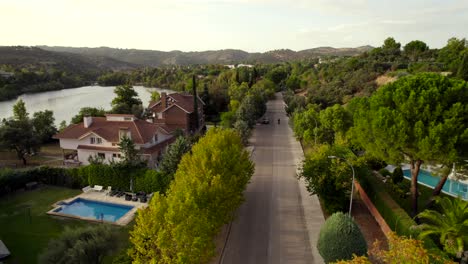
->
xmin=0 ymin=164 xmax=165 ymax=196
xmin=357 ymin=169 xmax=448 ymax=259
xmin=0 ymin=166 xmax=85 ymax=196
xmin=80 ymin=164 xmax=164 ymax=193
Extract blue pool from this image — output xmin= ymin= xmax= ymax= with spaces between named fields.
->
xmin=403 ymin=169 xmax=468 ymax=200
xmin=54 ymin=198 xmax=134 ymax=222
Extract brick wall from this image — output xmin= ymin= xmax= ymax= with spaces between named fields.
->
xmin=354 ymin=180 xmax=392 ymax=238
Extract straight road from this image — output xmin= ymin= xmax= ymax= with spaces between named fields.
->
xmin=221 ymin=93 xmax=324 ymax=264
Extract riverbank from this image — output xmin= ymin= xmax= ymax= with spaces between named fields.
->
xmin=0 ymin=85 xmax=175 ymax=125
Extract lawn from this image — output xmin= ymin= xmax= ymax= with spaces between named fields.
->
xmin=0 ymin=186 xmax=92 ymax=263
xmin=0 ymin=142 xmax=63 ymax=168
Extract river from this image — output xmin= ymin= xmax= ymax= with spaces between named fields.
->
xmin=0 ymin=86 xmax=175 ymax=126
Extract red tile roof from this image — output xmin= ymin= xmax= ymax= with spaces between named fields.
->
xmin=148 ymin=93 xmax=204 ymax=114
xmin=54 ymin=117 xmax=168 ymax=144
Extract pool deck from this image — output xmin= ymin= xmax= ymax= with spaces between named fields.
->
xmin=47 ymin=191 xmax=149 ymax=226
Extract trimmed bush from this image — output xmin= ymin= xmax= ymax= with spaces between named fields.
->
xmin=392 ymin=167 xmax=404 ymax=184
xmin=317 ymin=212 xmax=367 ymax=263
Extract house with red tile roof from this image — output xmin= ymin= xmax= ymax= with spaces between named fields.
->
xmin=148 ymin=92 xmax=205 ymax=134
xmin=54 ymin=114 xmax=175 ymax=167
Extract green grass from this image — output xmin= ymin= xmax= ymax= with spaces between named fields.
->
xmin=383 ymin=179 xmax=450 ymax=216
xmin=0 ymin=186 xmax=91 ymax=263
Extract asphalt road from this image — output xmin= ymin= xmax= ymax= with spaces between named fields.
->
xmin=221 ymin=93 xmax=324 ymax=264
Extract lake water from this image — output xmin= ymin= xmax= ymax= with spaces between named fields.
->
xmin=0 ymin=86 xmax=175 ymax=125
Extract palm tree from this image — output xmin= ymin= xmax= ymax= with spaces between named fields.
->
xmin=416 ymin=197 xmax=468 ymax=258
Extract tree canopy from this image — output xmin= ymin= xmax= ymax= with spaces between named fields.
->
xmin=130 ymin=128 xmax=254 ymax=263
xmin=350 ymin=73 xmax=468 ymax=215
xmin=111 ymin=85 xmax=142 ymax=115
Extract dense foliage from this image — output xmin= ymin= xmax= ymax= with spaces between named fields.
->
xmin=417 ymin=197 xmax=468 ymax=258
xmin=39 ymin=225 xmax=120 ymax=264
xmin=130 ymin=128 xmax=254 ymax=263
xmin=0 ymin=100 xmax=57 ymax=164
xmin=350 ymin=73 xmax=468 ymax=216
xmin=300 ymin=144 xmax=354 ymax=213
xmin=317 ymin=212 xmax=367 ymax=263
xmin=336 ymin=232 xmax=454 ymax=264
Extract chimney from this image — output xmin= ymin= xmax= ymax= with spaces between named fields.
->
xmin=161 ymin=92 xmax=167 ymax=109
xmin=83 ymin=116 xmax=93 ymax=128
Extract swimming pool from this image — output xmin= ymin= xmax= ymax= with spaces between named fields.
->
xmin=53 ymin=198 xmax=134 ymax=222
xmin=403 ymin=169 xmax=468 ymax=200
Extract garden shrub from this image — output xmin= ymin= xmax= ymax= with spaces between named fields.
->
xmin=378 ymin=168 xmax=392 ymax=178
xmin=392 ymin=167 xmax=404 ymax=184
xmin=39 ymin=225 xmax=120 ymax=264
xmin=317 ymin=212 xmax=367 ymax=263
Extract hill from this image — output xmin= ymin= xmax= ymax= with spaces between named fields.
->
xmin=0 ymin=46 xmax=138 ymax=74
xmin=38 ymin=45 xmax=373 ymax=67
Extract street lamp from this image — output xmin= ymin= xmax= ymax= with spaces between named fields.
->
xmin=328 ymin=155 xmax=355 ymax=216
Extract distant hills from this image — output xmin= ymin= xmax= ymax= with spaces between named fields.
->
xmin=37 ymin=45 xmax=374 ymax=67
xmin=0 ymin=45 xmax=373 ymax=72
xmin=0 ymin=46 xmax=138 ymax=73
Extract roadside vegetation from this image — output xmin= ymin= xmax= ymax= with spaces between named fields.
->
xmin=286 ymin=37 xmax=468 ymax=262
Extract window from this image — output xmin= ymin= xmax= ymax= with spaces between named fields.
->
xmin=90 ymin=137 xmax=102 ymax=144
xmin=153 ymin=134 xmax=158 ymax=143
xmin=97 ymin=153 xmax=105 ymax=159
xmin=112 ymin=153 xmax=122 ymax=158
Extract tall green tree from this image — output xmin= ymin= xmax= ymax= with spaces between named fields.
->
xmin=157 ymin=136 xmax=192 ymax=192
xmin=32 ymin=110 xmax=57 ymax=143
xmin=0 ymin=100 xmax=39 ymax=165
xmin=417 ymin=197 xmax=468 ymax=258
xmin=118 ymin=136 xmax=140 ymax=165
xmin=456 ymin=49 xmax=468 ymax=81
xmin=404 ymin=40 xmax=429 ymax=61
xmin=300 ymin=144 xmax=353 ymax=213
xmin=130 ymin=128 xmax=254 ymax=263
xmin=192 ymin=75 xmax=199 ymax=131
xmin=13 ymin=99 xmax=28 ymax=121
xmin=0 ymin=119 xmax=39 ymax=165
xmin=350 ymin=73 xmax=468 ymax=216
xmin=111 ymin=85 xmax=142 ymax=114
xmin=70 ymin=107 xmax=106 ymax=124
xmin=438 ymin=37 xmax=467 ymax=73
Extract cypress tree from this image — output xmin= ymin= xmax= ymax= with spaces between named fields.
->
xmin=192 ymin=75 xmax=199 ymax=132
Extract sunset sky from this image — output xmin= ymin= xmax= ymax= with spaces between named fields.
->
xmin=2 ymin=0 xmax=467 ymax=51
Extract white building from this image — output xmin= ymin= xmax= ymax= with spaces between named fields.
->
xmin=54 ymin=114 xmax=175 ymax=167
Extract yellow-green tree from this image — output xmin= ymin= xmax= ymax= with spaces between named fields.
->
xmin=130 ymin=128 xmax=254 ymax=263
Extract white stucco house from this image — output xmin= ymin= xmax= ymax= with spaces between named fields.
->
xmin=54 ymin=114 xmax=176 ymax=167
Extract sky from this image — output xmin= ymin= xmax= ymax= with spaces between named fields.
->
xmin=1 ymin=0 xmax=467 ymax=52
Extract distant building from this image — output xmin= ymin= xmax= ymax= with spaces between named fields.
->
xmin=54 ymin=114 xmax=175 ymax=167
xmin=147 ymin=92 xmax=205 ymax=134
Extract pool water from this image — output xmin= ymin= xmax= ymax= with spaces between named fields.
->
xmin=55 ymin=198 xmax=133 ymax=222
xmin=403 ymin=169 xmax=468 ymax=200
